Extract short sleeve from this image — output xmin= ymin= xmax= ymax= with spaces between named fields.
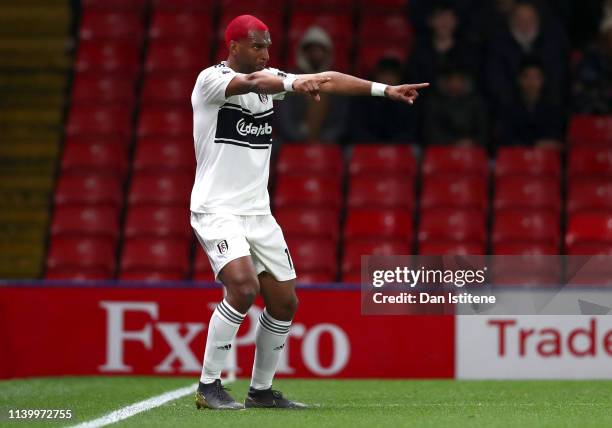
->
xmin=262 ymin=67 xmax=297 ymax=101
xmin=196 ymin=65 xmax=239 ymax=105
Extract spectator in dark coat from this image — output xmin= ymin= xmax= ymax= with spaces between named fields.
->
xmin=423 ymin=68 xmax=489 ymax=146
xmin=349 ymin=58 xmax=417 ymax=142
xmin=498 ymin=60 xmax=564 ymax=147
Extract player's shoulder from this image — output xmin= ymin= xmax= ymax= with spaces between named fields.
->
xmin=197 ymin=62 xmax=236 ymax=82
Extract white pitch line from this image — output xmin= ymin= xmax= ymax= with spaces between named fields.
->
xmin=69 ymin=383 xmax=197 ymax=428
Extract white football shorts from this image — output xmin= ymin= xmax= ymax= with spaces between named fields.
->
xmin=191 ymin=212 xmax=297 ymax=282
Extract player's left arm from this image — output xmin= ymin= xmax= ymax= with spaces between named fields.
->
xmin=293 ymin=71 xmax=429 ymax=104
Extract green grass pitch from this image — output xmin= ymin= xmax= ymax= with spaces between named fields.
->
xmin=2 ymin=377 xmax=612 ymax=427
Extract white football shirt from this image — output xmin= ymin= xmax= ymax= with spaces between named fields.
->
xmin=190 ymin=61 xmax=294 ymax=215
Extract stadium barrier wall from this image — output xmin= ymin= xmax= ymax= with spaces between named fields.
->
xmin=0 ymin=283 xmax=454 ymax=379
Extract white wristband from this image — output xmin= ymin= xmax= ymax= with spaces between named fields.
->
xmin=283 ymin=75 xmax=297 ymax=92
xmin=371 ymin=82 xmax=387 ymax=97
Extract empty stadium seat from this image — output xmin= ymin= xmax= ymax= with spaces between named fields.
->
xmin=79 ymin=12 xmax=144 ymax=41
xmin=422 ymin=146 xmax=488 ymax=178
xmin=292 ymin=0 xmax=353 ymax=12
xmin=47 ymin=236 xmax=116 ymax=274
xmin=141 ymin=74 xmax=195 ymax=106
xmin=82 ymin=0 xmax=148 ymax=13
xmin=149 ymin=11 xmax=212 ymax=41
xmin=61 ymin=141 xmax=128 ymax=177
xmin=359 ymin=0 xmax=408 ymax=13
xmin=418 ymin=241 xmax=485 ymax=255
xmin=66 ymin=105 xmax=133 ymax=139
xmin=133 ymin=139 xmax=195 ymax=172
xmin=124 ymin=206 xmax=191 ymax=239
xmin=75 ymin=41 xmax=141 ymax=76
xmin=274 ymin=207 xmax=339 ymax=241
xmin=418 ymin=208 xmax=486 ymax=245
xmin=72 ymin=74 xmax=135 ymax=105
xmin=128 ymin=172 xmax=193 ymax=206
xmin=297 ymin=271 xmax=336 ymax=284
xmin=121 ymin=237 xmax=190 ymax=278
xmin=220 ymin=0 xmax=287 ymax=13
xmin=137 ymin=107 xmax=192 ymax=138
xmin=51 ymin=205 xmax=119 ymax=243
xmin=495 ymin=147 xmax=561 ymax=178
xmin=286 ymin=237 xmax=337 ymax=281
xmin=153 ymin=0 xmax=215 ymax=12
xmin=342 ymin=240 xmax=410 ymax=276
xmin=54 ymin=174 xmax=123 ymax=208
xmin=45 ymin=267 xmax=113 ymax=280
xmin=567 ymin=179 xmax=612 ymax=213
xmin=568 ymin=115 xmax=612 ymax=146
xmin=347 ymin=176 xmax=414 ymax=208
xmin=276 ymin=144 xmax=343 ymax=178
xmin=566 ymin=212 xmax=612 ymax=252
xmin=360 ymin=15 xmax=412 ymax=43
xmin=349 ymin=145 xmax=416 ymax=176
xmin=568 ymin=148 xmax=612 ymax=179
xmin=494 ymin=176 xmax=560 ymax=213
xmin=145 ymin=42 xmax=208 ymax=73
xmin=274 ymin=175 xmax=342 ymax=211
xmin=420 ymin=176 xmax=488 ymax=211
xmin=119 ymin=270 xmax=186 ymax=281
xmin=493 ymin=209 xmax=560 ymax=247
xmin=493 ymin=242 xmax=559 ymax=255
xmin=193 ymin=249 xmax=215 ymax=281
xmin=344 ymin=208 xmax=413 ymax=239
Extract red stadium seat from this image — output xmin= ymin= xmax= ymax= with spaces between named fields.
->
xmin=360 ymin=15 xmax=413 ymax=43
xmin=286 ymin=237 xmax=337 ymax=279
xmin=193 ymin=249 xmax=215 ymax=281
xmin=54 ymin=174 xmax=123 ymax=208
xmin=274 ymin=208 xmax=339 ymax=241
xmin=359 ymin=0 xmax=408 ymax=13
xmin=72 ymin=74 xmax=135 ymax=105
xmin=568 ymin=148 xmax=612 ymax=179
xmin=349 ymin=144 xmax=417 ymax=176
xmin=420 ymin=175 xmax=488 ymax=211
xmin=418 ymin=241 xmax=485 ymax=255
xmin=493 ymin=242 xmax=559 ymax=255
xmin=274 ymin=175 xmax=342 ymax=210
xmin=128 ymin=172 xmax=193 ymax=206
xmin=75 ymin=41 xmax=141 ymax=76
xmin=491 ymin=255 xmax=561 ymax=286
xmin=66 ymin=105 xmax=133 ymax=139
xmin=145 ymin=42 xmax=208 ymax=73
xmin=297 ymin=271 xmax=336 ymax=284
xmin=344 ymin=208 xmax=413 ymax=240
xmin=61 ymin=141 xmax=128 ymax=177
xmin=276 ymin=144 xmax=343 ymax=178
xmin=64 ymin=135 xmax=131 ymax=148
xmin=292 ymin=0 xmax=353 ymax=12
xmin=347 ymin=176 xmax=414 ymax=208
xmin=220 ymin=0 xmax=287 ymax=13
xmin=82 ymin=0 xmax=148 ymax=12
xmin=494 ymin=176 xmax=560 ymax=213
xmin=141 ymin=74 xmax=195 ymax=106
xmin=124 ymin=206 xmax=191 ymax=239
xmin=356 ymin=44 xmax=409 ymax=77
xmin=45 ymin=267 xmax=113 ymax=280
xmin=51 ymin=205 xmax=120 ymax=243
xmin=567 ymin=179 xmax=612 ymax=214
xmin=493 ymin=209 xmax=560 ymax=247
xmin=149 ymin=11 xmax=212 ymax=41
xmin=121 ymin=237 xmax=190 ymax=277
xmin=153 ymin=0 xmax=215 ymax=12
xmin=568 ymin=115 xmax=612 ymax=146
xmin=119 ymin=270 xmax=187 ymax=281
xmin=566 ymin=212 xmax=612 ymax=252
xmin=133 ymin=139 xmax=195 ymax=172
xmin=79 ymin=12 xmax=144 ymax=42
xmin=566 ymin=243 xmax=612 ymax=255
xmin=288 ymin=13 xmax=352 ymax=43
xmin=342 ymin=240 xmax=410 ymax=276
xmin=422 ymin=146 xmax=488 ymax=178
xmin=495 ymin=147 xmax=561 ymax=178
xmin=418 ymin=208 xmax=486 ymax=245
xmin=138 ymin=107 xmax=192 ymax=138
xmin=47 ymin=237 xmax=116 ymax=273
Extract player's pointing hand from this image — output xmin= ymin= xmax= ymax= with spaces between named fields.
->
xmin=385 ymin=82 xmax=430 ymax=105
xmin=292 ymin=76 xmax=332 ymax=102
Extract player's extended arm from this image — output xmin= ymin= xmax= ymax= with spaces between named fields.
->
xmin=298 ymin=71 xmax=429 ymax=104
xmin=225 ymin=72 xmax=331 ymax=100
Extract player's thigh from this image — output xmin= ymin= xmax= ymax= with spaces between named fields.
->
xmin=258 ymin=271 xmax=298 ymax=321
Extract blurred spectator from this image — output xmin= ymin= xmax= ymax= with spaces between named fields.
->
xmin=409 ymin=2 xmax=478 ymax=89
xmin=572 ymin=16 xmax=612 ymax=114
xmin=349 ymin=58 xmax=416 ymax=143
xmin=498 ymin=60 xmax=564 ymax=147
xmin=423 ymin=68 xmax=488 ymax=146
xmin=275 ymin=27 xmax=348 ymax=143
xmin=485 ymin=1 xmax=569 ymax=107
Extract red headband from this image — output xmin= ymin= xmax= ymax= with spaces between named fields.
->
xmin=225 ymin=15 xmax=269 ymax=48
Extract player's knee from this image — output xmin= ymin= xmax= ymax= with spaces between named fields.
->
xmin=270 ymin=294 xmax=298 ymax=321
xmin=226 ymin=275 xmax=259 ymax=311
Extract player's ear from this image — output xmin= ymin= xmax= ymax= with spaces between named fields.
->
xmin=229 ymin=40 xmax=238 ymax=56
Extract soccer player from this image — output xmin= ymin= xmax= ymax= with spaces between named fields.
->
xmin=192 ymin=15 xmax=428 ymax=410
